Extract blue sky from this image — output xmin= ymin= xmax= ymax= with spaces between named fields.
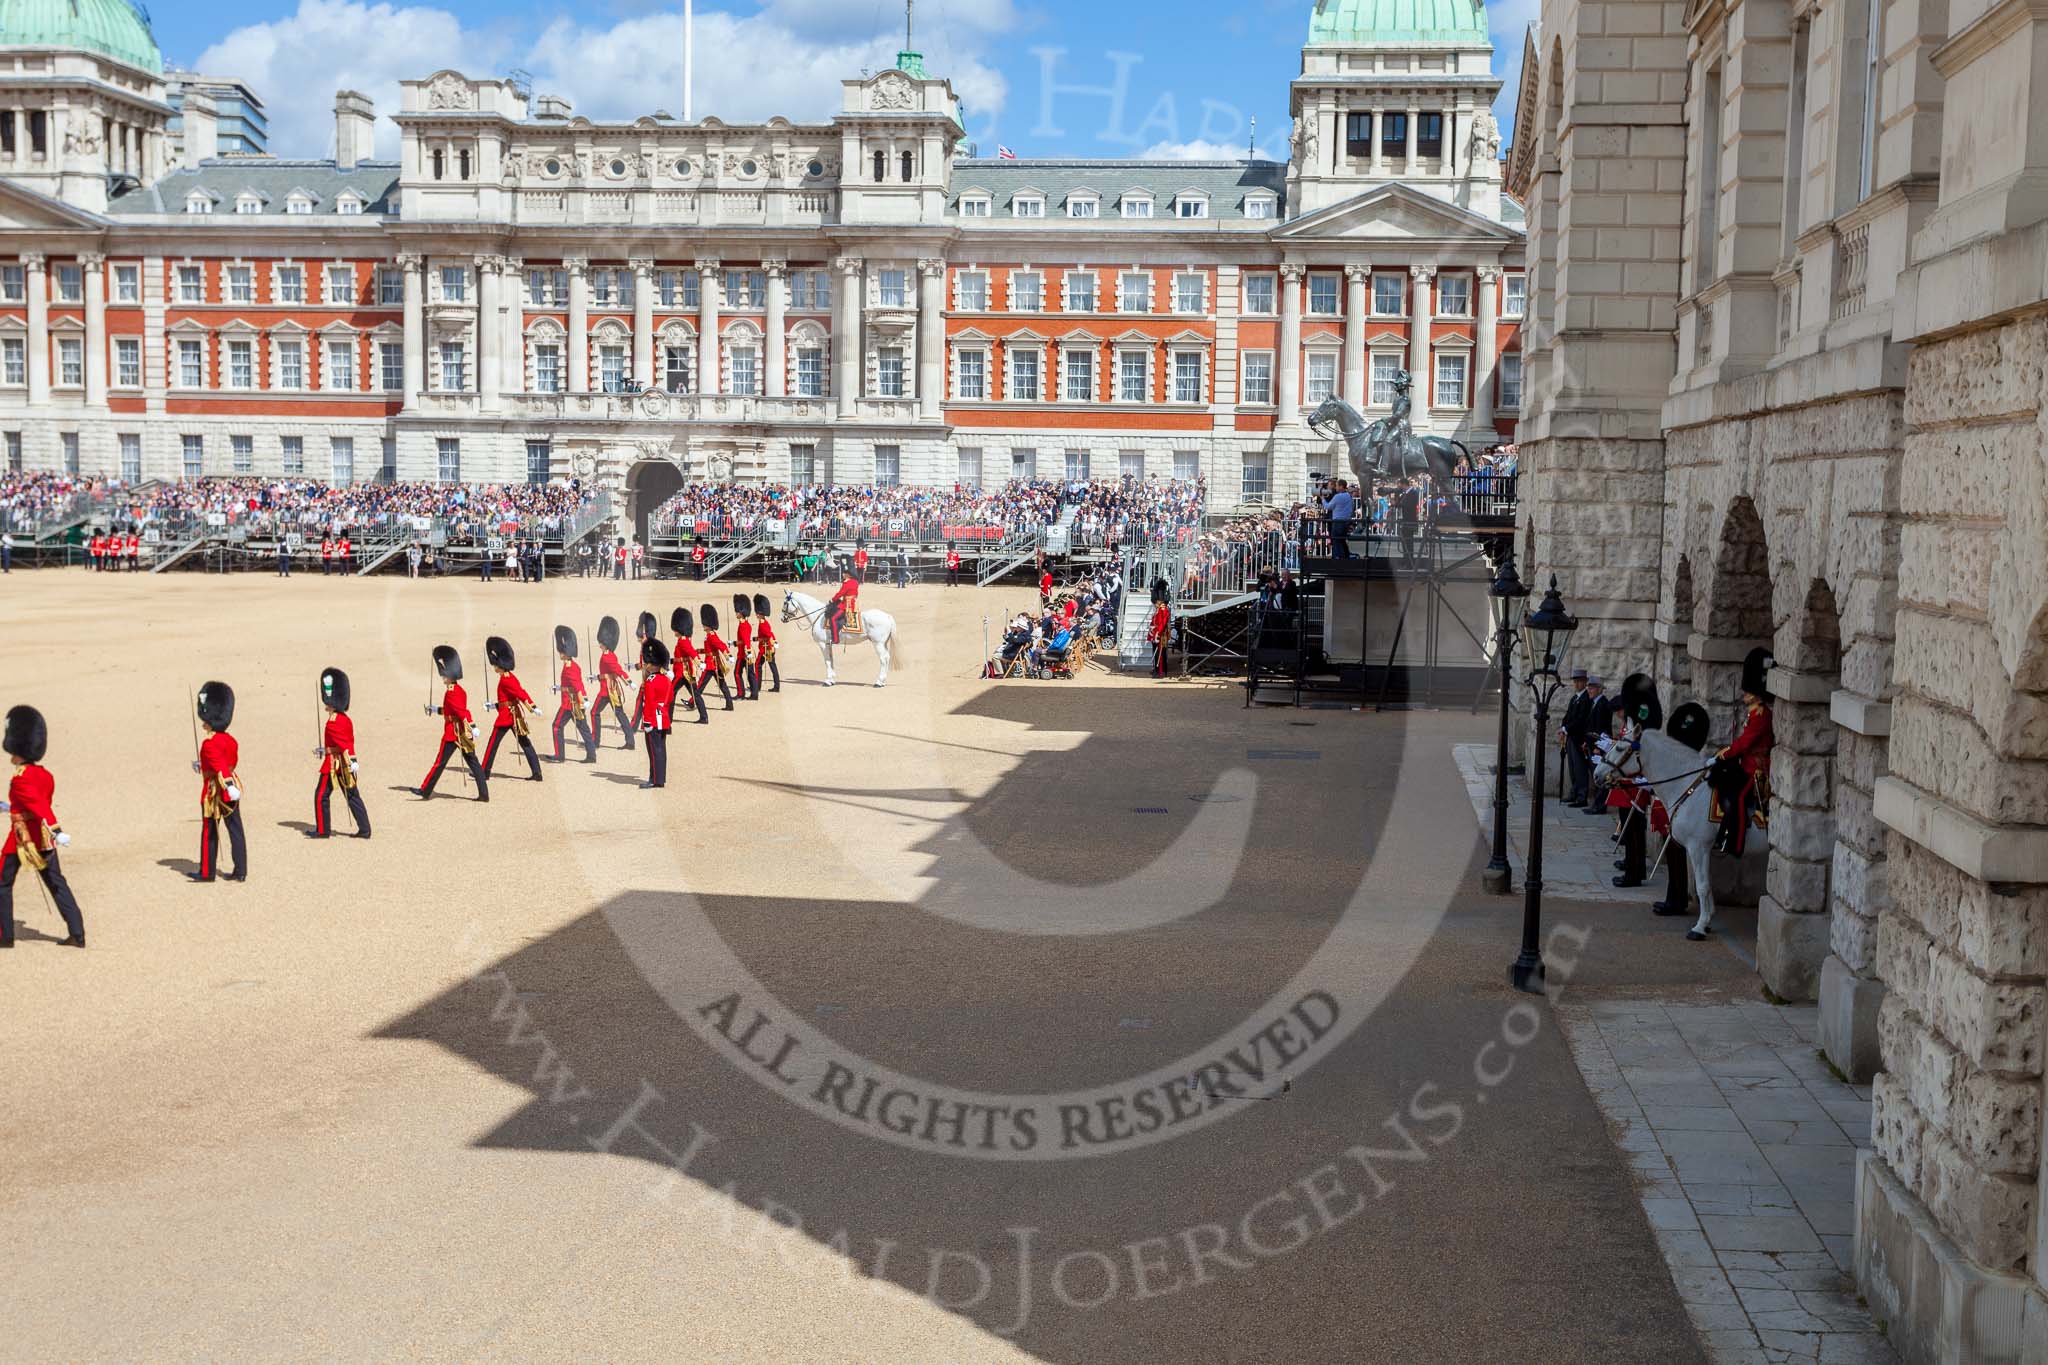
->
xmin=148 ymin=0 xmax=1534 ymax=164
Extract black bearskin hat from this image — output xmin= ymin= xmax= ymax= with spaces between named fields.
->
xmin=1619 ymin=673 xmax=1663 ymax=730
xmin=320 ymin=667 xmax=351 ymax=713
xmin=433 ymin=645 xmax=463 ymax=683
xmin=597 ymin=615 xmax=622 ymax=652
xmin=486 ymin=636 xmax=516 ymax=672
xmin=701 ymin=602 xmax=721 ymax=631
xmin=636 ymin=611 xmax=658 ymax=642
xmin=733 ymin=592 xmax=752 ymax=619
xmin=670 ymin=607 xmax=694 ymax=638
xmin=555 ymin=625 xmax=578 ymax=659
xmin=196 ymin=681 xmax=235 ymax=732
xmin=1151 ymin=579 xmax=1169 ymax=605
xmin=753 ymin=593 xmax=772 ymax=618
xmin=1667 ymin=702 xmax=1712 ymax=753
xmin=642 ymin=637 xmax=671 ymax=671
xmin=1741 ymin=647 xmax=1775 ymax=702
xmin=3 ymin=704 xmax=46 ymax=763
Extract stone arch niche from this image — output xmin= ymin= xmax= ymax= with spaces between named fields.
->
xmin=624 ymin=457 xmax=686 ymax=548
xmin=1658 ymin=554 xmax=1695 ymax=693
xmin=1700 ymin=496 xmax=1774 ymax=728
xmin=1756 ymin=578 xmax=1843 ymax=1003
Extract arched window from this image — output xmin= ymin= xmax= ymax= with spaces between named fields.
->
xmin=431 ymin=148 xmax=445 ymax=181
xmin=458 ymin=148 xmax=472 ymax=180
xmin=900 ymin=150 xmax=915 ymax=182
xmin=873 ymin=150 xmax=886 ymax=183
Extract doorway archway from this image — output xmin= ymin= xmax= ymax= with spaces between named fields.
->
xmin=625 ymin=458 xmax=686 ymax=547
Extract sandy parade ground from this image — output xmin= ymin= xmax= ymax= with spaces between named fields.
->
xmin=0 ymin=570 xmax=1744 ymax=1363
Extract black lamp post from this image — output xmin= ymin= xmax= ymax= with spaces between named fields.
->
xmin=1511 ymin=575 xmax=1578 ymax=995
xmin=1482 ymin=548 xmax=1530 ymax=895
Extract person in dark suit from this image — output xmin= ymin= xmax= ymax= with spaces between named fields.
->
xmin=1559 ymin=668 xmax=1592 ymax=806
xmin=1583 ymin=677 xmax=1614 ymax=817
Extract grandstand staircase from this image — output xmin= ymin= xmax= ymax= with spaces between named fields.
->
xmin=976 ymin=529 xmax=1042 ymax=586
xmin=150 ymin=535 xmax=207 ymax=573
xmin=704 ymin=525 xmax=767 ymax=581
xmin=355 ymin=536 xmax=411 ymax=576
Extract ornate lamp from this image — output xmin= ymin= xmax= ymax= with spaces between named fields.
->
xmin=1482 ymin=549 xmax=1531 ymax=894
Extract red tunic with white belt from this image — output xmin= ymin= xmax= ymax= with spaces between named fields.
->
xmin=5 ymin=763 xmax=56 ymax=858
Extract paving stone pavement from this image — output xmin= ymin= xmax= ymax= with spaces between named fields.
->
xmin=1558 ymin=999 xmax=1896 ymax=1364
xmin=1453 ymin=741 xmax=1657 ymax=905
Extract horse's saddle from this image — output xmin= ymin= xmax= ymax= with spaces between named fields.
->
xmin=842 ymin=606 xmax=862 ymax=635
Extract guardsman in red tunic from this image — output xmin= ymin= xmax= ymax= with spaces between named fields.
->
xmin=589 ymin=615 xmax=634 ymax=751
xmin=638 ymin=638 xmax=673 ymax=789
xmin=945 ymin=542 xmax=961 ymax=587
xmin=698 ymin=602 xmax=735 ymax=711
xmin=549 ymin=624 xmax=597 ymax=764
xmin=1711 ymin=647 xmax=1775 ymax=857
xmin=670 ymin=608 xmax=707 ymax=725
xmin=627 ymin=611 xmax=659 ymax=736
xmin=1040 ymin=568 xmax=1055 ymax=607
xmin=732 ymin=593 xmax=755 ymax=701
xmin=691 ymin=542 xmax=708 ymax=580
xmin=752 ymin=593 xmax=780 ymax=694
xmin=338 ymin=534 xmax=353 ymax=575
xmin=86 ymin=531 xmax=102 ymax=572
xmin=0 ymin=704 xmax=84 ymax=948
xmin=193 ymin=681 xmax=246 ymax=882
xmin=853 ymin=542 xmax=870 ymax=582
xmin=320 ymin=536 xmax=335 ymax=575
xmin=312 ymin=666 xmax=370 ymax=839
xmin=1147 ymin=583 xmax=1172 ymax=679
xmin=418 ymin=645 xmax=488 ymax=801
xmin=825 ymin=573 xmax=859 ymax=643
xmin=481 ymin=635 xmax=543 ymax=782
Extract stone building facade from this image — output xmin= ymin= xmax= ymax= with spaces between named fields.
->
xmin=0 ymin=0 xmax=1527 ymax=539
xmin=1512 ymin=0 xmax=2048 ymax=1352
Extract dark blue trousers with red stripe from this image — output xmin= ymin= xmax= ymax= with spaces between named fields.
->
xmin=199 ymin=803 xmax=247 ymax=880
xmin=314 ymin=771 xmax=371 ymax=837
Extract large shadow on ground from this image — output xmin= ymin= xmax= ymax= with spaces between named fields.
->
xmin=375 ymin=688 xmax=1711 ymax=1363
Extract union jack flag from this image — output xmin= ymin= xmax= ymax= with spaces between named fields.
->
xmin=996 ymin=145 xmax=1017 ymax=160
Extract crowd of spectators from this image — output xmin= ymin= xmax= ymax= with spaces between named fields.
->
xmin=0 ymin=475 xmax=600 ymax=544
xmin=647 ymin=478 xmax=1208 ymax=546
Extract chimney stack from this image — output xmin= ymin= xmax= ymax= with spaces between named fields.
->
xmin=180 ymin=90 xmax=218 ymax=170
xmin=334 ymin=90 xmax=374 ymax=170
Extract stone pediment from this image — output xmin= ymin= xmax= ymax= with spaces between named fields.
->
xmin=0 ymin=179 xmax=107 ymax=232
xmin=1272 ymin=184 xmax=1518 ymax=243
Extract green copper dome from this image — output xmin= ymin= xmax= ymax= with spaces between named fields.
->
xmin=0 ymin=0 xmax=162 ymax=75
xmin=1308 ymin=0 xmax=1489 ymax=45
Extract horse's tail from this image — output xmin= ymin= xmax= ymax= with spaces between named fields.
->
xmin=887 ymin=622 xmax=908 ymax=672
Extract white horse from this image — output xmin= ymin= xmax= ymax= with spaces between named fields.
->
xmin=1591 ymin=728 xmax=1721 ymax=941
xmin=782 ymin=589 xmax=903 ymax=687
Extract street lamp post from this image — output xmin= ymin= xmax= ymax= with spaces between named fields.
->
xmin=1511 ymin=575 xmax=1578 ymax=995
xmin=1482 ymin=548 xmax=1529 ymax=894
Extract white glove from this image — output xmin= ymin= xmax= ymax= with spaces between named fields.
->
xmin=225 ymin=784 xmax=241 ymax=802
xmin=191 ymin=760 xmax=201 ymax=773
xmin=53 ymin=831 xmax=69 ymax=847
xmin=486 ymin=702 xmax=500 ymax=712
xmin=348 ymin=758 xmax=360 ymax=778
xmin=426 ymin=704 xmax=440 ymax=715
xmin=0 ymin=799 xmax=10 ymax=812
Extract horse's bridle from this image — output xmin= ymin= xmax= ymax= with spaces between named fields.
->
xmin=782 ymin=593 xmax=825 ymax=626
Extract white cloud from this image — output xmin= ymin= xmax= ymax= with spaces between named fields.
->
xmin=196 ymin=0 xmax=509 ymax=161
xmin=195 ymin=0 xmax=1015 ymax=162
xmin=1136 ymin=138 xmax=1252 ymax=160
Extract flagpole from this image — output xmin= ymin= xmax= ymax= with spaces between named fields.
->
xmin=684 ymin=0 xmax=694 ymax=123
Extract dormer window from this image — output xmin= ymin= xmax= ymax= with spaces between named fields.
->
xmin=1067 ymin=193 xmax=1100 ymax=219
xmin=1013 ymin=194 xmax=1045 ymax=218
xmin=1121 ymin=194 xmax=1153 ymax=219
xmin=1245 ymin=195 xmax=1277 ymax=220
xmin=185 ymin=193 xmax=214 ymax=215
xmin=234 ymin=193 xmax=263 ymax=215
xmin=959 ymin=194 xmax=992 ymax=218
xmin=1174 ymin=193 xmax=1209 ymax=219
xmin=285 ymin=193 xmax=316 ymax=216
xmin=335 ymin=192 xmax=365 ymax=216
